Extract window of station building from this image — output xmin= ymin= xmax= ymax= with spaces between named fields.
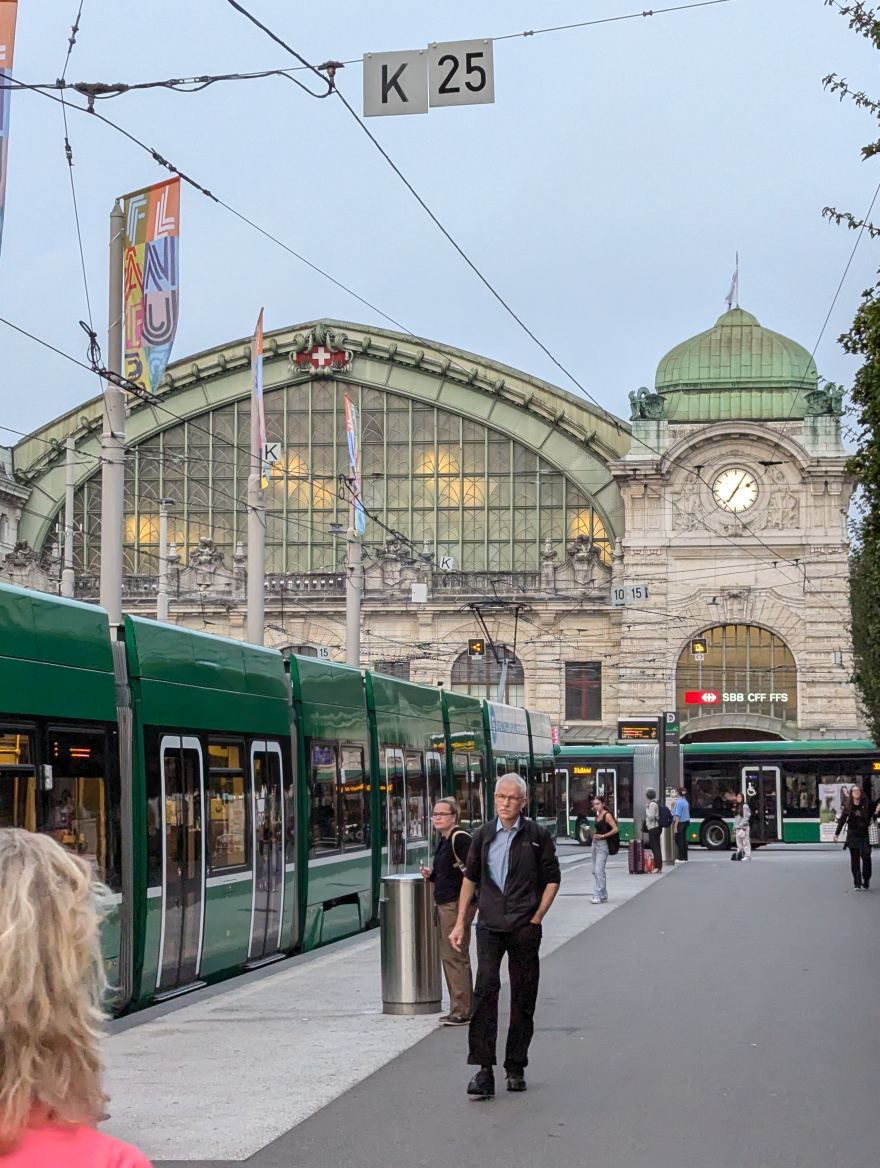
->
xmin=340 ymin=745 xmax=368 ymax=850
xmin=0 ymin=729 xmax=35 ymax=830
xmin=405 ymin=752 xmax=428 ymax=841
xmin=309 ymin=743 xmax=339 ymax=855
xmin=58 ymin=387 xmax=611 ymax=576
xmin=565 ymin=662 xmax=602 ymax=722
xmin=44 ymin=729 xmax=117 ymax=886
xmin=450 ymin=646 xmax=524 ymax=707
xmin=207 ymin=740 xmax=248 ymax=870
xmin=676 ymin=625 xmax=797 ymax=726
xmin=373 ymin=660 xmax=411 ymax=681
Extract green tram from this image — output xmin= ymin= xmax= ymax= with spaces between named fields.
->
xmin=0 ymin=581 xmax=559 ymax=1013
xmin=556 ymin=740 xmax=880 ymax=849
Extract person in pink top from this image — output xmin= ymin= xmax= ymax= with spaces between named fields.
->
xmin=0 ymin=829 xmax=151 ymax=1167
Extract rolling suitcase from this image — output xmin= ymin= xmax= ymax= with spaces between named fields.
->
xmin=628 ymin=840 xmax=645 ymax=874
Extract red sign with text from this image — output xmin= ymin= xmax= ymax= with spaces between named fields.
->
xmin=684 ymin=690 xmax=720 ymax=705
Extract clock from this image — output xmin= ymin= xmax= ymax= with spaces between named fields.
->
xmin=712 ymin=467 xmax=758 ymax=513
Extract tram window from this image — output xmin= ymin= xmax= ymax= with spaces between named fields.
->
xmin=453 ymin=753 xmax=470 ymax=827
xmin=470 ymin=755 xmax=485 ymax=825
xmin=340 ymin=746 xmax=368 ymax=851
xmin=405 ymin=752 xmax=428 ymax=841
xmin=427 ymin=752 xmax=443 ymax=808
xmin=310 ymin=743 xmax=339 ymax=855
xmin=207 ymin=740 xmax=248 ymax=870
xmin=45 ymin=730 xmax=109 ymax=883
xmin=0 ymin=729 xmax=36 ymax=831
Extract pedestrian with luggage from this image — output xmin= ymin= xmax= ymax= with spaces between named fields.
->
xmin=0 ymin=829 xmax=151 ymax=1167
xmin=834 ymin=785 xmax=877 ymax=890
xmin=590 ymin=794 xmax=619 ymax=904
xmin=733 ymin=793 xmax=752 ymax=860
xmin=643 ymin=788 xmax=663 ymax=872
xmin=449 ymin=774 xmax=561 ymax=1099
xmin=672 ymin=788 xmax=690 ymax=861
xmin=421 ymin=798 xmax=475 ymax=1025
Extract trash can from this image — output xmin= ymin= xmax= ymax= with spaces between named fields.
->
xmin=380 ymin=873 xmax=442 ymax=1016
xmin=661 ymin=824 xmax=676 ymax=866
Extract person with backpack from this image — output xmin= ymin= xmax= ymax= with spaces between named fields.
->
xmin=643 ymin=788 xmax=669 ymax=872
xmin=590 ymin=794 xmax=619 ymax=903
xmin=421 ymin=797 xmax=475 ymax=1025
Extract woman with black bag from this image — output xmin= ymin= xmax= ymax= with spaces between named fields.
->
xmin=590 ymin=794 xmax=619 ymax=904
xmin=834 ymin=785 xmax=877 ymax=890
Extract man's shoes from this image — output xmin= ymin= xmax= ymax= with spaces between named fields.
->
xmin=590 ymin=897 xmax=601 ymax=904
xmin=442 ymin=1014 xmax=470 ymax=1026
xmin=864 ymin=881 xmax=871 ymax=889
xmin=506 ymin=1071 xmax=527 ymax=1092
xmin=467 ymin=1068 xmax=495 ymax=1099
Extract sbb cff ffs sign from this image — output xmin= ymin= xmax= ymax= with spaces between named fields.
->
xmin=684 ymin=691 xmax=720 ymax=705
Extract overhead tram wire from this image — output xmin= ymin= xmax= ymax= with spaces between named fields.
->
xmin=58 ymin=1 xmax=94 ymax=332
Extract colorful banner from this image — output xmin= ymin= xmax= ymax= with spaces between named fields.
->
xmin=344 ymin=393 xmax=366 ymax=535
xmin=0 ymin=1 xmax=18 ymax=259
xmin=253 ymin=309 xmax=268 ymax=488
xmin=123 ymin=176 xmax=180 ymax=394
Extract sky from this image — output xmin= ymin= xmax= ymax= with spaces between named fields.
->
xmin=2 ymin=0 xmax=880 ymax=442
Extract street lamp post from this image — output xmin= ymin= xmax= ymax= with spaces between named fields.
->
xmin=157 ymin=498 xmax=175 ymax=622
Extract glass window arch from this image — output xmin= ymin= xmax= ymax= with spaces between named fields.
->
xmin=676 ymin=624 xmax=797 ymax=726
xmin=52 ymin=384 xmax=611 ymax=575
xmin=451 ymin=644 xmax=525 ymax=707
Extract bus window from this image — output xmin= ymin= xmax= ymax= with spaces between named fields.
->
xmin=340 ymin=746 xmax=368 ymax=851
xmin=783 ymin=763 xmax=817 ymax=818
xmin=688 ymin=766 xmax=739 ymax=815
xmin=207 ymin=740 xmax=248 ymax=871
xmin=0 ymin=729 xmax=35 ymax=832
xmin=309 ymin=743 xmax=339 ymax=855
xmin=405 ymin=752 xmax=427 ymax=841
xmin=45 ymin=729 xmax=111 ymax=884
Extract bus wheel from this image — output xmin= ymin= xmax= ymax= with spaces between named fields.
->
xmin=701 ymin=820 xmax=729 ymax=851
xmin=576 ymin=819 xmax=593 ymax=847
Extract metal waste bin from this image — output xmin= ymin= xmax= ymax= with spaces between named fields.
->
xmin=661 ymin=824 xmax=676 ymax=866
xmin=380 ymin=873 xmax=442 ymax=1016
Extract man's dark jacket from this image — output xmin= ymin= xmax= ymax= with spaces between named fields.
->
xmin=464 ymin=818 xmax=561 ymax=932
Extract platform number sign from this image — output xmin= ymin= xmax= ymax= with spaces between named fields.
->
xmin=428 ymin=40 xmax=494 ymax=107
xmin=468 ymin=638 xmax=485 ymax=659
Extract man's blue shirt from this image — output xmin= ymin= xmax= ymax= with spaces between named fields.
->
xmin=673 ymin=797 xmax=690 ymax=823
xmin=487 ymin=816 xmax=522 ymax=891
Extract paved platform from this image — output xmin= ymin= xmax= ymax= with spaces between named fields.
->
xmin=105 ymin=847 xmax=877 ymax=1168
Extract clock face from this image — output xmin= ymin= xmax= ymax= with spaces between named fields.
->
xmin=712 ymin=467 xmax=758 ymax=513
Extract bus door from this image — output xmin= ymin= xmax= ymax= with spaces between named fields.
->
xmin=742 ymin=766 xmax=781 ymax=843
xmin=158 ymin=736 xmax=205 ymax=994
xmin=596 ymin=768 xmax=618 ymax=818
xmin=249 ymin=741 xmax=285 ymax=964
xmin=555 ymin=768 xmax=569 ymax=836
xmin=385 ymin=747 xmax=406 ymax=873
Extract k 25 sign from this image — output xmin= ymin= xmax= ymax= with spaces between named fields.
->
xmin=363 ymin=39 xmax=494 ymax=117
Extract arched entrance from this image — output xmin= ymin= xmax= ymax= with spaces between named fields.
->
xmin=451 ymin=644 xmax=524 ymax=706
xmin=676 ymin=624 xmax=797 ymax=742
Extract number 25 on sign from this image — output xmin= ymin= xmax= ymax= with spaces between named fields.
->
xmin=363 ymin=39 xmax=494 ymax=117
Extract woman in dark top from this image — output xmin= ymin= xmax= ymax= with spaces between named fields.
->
xmin=421 ymin=798 xmax=475 ymax=1024
xmin=590 ymin=794 xmax=618 ymax=904
xmin=834 ymin=785 xmax=877 ymax=890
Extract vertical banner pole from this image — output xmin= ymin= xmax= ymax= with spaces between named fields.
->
xmin=99 ymin=199 xmax=125 ymax=624
xmin=0 ymin=1 xmax=18 ymax=261
xmin=157 ymin=498 xmax=172 ymax=622
xmin=344 ymin=393 xmax=364 ymax=667
xmin=246 ymin=310 xmax=266 ymax=646
xmin=60 ymin=435 xmax=75 ymax=599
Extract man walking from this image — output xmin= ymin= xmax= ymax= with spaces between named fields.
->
xmin=672 ymin=787 xmax=690 ymax=861
xmin=420 ymin=797 xmax=475 ymax=1025
xmin=450 ymin=774 xmax=560 ymax=1099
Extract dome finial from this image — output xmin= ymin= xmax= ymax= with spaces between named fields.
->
xmin=725 ymin=251 xmax=740 ymax=312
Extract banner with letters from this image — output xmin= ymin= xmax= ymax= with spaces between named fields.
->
xmin=123 ymin=176 xmax=180 ymax=394
xmin=0 ymin=0 xmax=18 ymax=259
xmin=344 ymin=393 xmax=366 ymax=535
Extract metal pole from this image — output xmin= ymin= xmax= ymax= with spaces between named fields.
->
xmin=157 ymin=498 xmax=173 ymax=622
xmin=99 ymin=199 xmax=125 ymax=624
xmin=345 ymin=518 xmax=362 ymax=667
xmin=496 ymin=657 xmax=508 ymax=704
xmin=246 ymin=369 xmax=265 ymax=647
xmin=60 ymin=435 xmax=75 ymax=599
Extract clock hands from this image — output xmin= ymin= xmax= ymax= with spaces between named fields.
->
xmin=724 ymin=472 xmax=752 ymax=506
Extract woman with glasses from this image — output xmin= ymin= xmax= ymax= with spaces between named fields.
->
xmin=421 ymin=798 xmax=475 ymax=1025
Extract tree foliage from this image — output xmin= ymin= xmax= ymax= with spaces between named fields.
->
xmin=826 ymin=2 xmax=880 ymax=737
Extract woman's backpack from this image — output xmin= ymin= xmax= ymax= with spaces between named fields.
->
xmin=658 ymin=803 xmax=674 ymax=829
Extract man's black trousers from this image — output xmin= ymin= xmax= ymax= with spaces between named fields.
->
xmin=674 ymin=824 xmax=689 ymax=861
xmin=468 ymin=922 xmax=542 ymax=1072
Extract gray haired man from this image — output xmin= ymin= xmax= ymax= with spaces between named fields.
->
xmin=450 ymin=773 xmax=560 ymax=1099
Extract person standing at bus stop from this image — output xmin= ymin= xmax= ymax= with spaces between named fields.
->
xmin=834 ymin=785 xmax=876 ymax=890
xmin=672 ymin=788 xmax=690 ymax=861
xmin=449 ymin=774 xmax=561 ymax=1099
xmin=421 ymin=798 xmax=475 ymax=1026
xmin=643 ymin=788 xmax=662 ymax=872
xmin=590 ymin=794 xmax=618 ymax=903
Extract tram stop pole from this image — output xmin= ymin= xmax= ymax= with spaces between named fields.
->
xmin=60 ymin=435 xmax=76 ymax=599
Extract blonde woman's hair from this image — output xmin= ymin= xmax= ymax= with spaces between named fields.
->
xmin=0 ymin=829 xmax=109 ymax=1151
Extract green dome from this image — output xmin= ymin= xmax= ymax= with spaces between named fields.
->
xmin=654 ymin=307 xmax=818 ymax=423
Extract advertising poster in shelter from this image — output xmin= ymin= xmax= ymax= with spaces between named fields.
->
xmin=123 ymin=176 xmax=180 ymax=394
xmin=819 ymin=783 xmax=849 ymax=842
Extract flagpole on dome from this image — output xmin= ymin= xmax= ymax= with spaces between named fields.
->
xmin=725 ymin=252 xmax=739 ymax=313
xmin=246 ymin=309 xmax=266 ymax=646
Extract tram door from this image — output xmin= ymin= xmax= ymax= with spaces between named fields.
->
xmin=596 ymin=768 xmax=618 ymax=818
xmin=249 ymin=742 xmax=285 ymax=963
xmin=742 ymin=766 xmax=781 ymax=843
xmin=158 ymin=736 xmax=205 ymax=993
xmin=385 ymin=747 xmax=406 ymax=873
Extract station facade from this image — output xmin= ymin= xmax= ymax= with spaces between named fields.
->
xmin=6 ymin=306 xmax=862 ymax=742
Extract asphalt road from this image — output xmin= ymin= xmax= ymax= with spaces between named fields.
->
xmin=160 ymin=849 xmax=877 ymax=1168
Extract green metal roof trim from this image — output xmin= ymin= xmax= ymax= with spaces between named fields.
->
xmin=654 ymin=308 xmax=819 ymax=422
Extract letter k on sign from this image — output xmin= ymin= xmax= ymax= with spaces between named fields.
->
xmin=363 ymin=49 xmax=428 ymax=116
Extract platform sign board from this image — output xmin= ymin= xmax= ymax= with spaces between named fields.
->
xmin=611 ymin=583 xmax=650 ymax=607
xmin=363 ymin=49 xmax=428 ymax=116
xmin=662 ymin=711 xmax=681 ymax=793
xmin=618 ymin=718 xmax=659 ymax=742
xmin=428 ymin=39 xmax=494 ymax=107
